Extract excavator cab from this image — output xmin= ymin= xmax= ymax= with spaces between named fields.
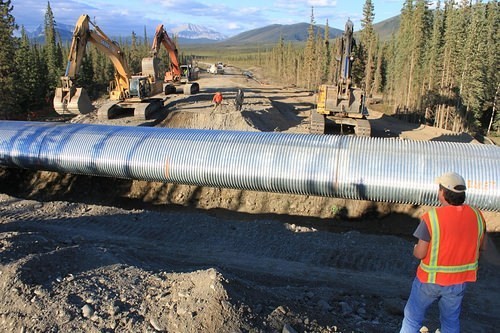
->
xmin=129 ymin=76 xmax=151 ymax=99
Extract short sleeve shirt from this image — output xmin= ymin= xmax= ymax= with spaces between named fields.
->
xmin=413 ymin=220 xmax=431 ymax=242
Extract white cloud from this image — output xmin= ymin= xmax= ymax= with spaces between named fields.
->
xmin=308 ymin=0 xmax=337 ymax=6
xmin=227 ymin=22 xmax=242 ymax=31
xmin=239 ymin=7 xmax=261 ymax=15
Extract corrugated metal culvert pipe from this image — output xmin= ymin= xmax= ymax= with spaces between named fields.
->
xmin=0 ymin=121 xmax=499 ymax=211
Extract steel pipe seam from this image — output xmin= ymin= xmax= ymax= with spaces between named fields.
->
xmin=0 ymin=121 xmax=499 ymax=211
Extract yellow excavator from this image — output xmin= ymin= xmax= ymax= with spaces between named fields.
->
xmin=54 ymin=14 xmax=165 ymax=120
xmin=148 ymin=24 xmax=199 ymax=95
xmin=310 ymin=19 xmax=371 ymax=136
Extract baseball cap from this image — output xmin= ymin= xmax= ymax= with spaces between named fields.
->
xmin=435 ymin=172 xmax=467 ymax=193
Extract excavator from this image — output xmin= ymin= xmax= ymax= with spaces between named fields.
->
xmin=310 ymin=19 xmax=371 ymax=136
xmin=54 ymin=14 xmax=165 ymax=120
xmin=149 ymin=24 xmax=199 ymax=95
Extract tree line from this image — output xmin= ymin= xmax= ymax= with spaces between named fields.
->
xmin=0 ymin=0 xmax=498 ymax=136
xmin=262 ymin=1 xmax=499 ymax=136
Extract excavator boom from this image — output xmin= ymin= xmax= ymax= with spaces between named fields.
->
xmin=151 ymin=24 xmax=181 ymax=82
xmin=54 ymin=14 xmax=131 ymax=115
xmin=310 ymin=19 xmax=370 ymax=136
xmin=54 ymin=14 xmax=165 ymax=120
xmin=150 ymin=24 xmax=199 ymax=95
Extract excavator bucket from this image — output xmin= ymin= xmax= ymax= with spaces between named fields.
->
xmin=53 ymin=87 xmax=94 ymax=115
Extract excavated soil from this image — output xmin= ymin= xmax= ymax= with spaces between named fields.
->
xmin=1 ymin=65 xmax=499 ymax=333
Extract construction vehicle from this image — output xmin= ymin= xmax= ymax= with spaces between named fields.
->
xmin=310 ymin=19 xmax=371 ymax=136
xmin=149 ymin=24 xmax=199 ymax=95
xmin=208 ymin=63 xmax=224 ymax=75
xmin=54 ymin=14 xmax=165 ymax=120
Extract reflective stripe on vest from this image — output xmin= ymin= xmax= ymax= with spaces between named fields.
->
xmin=471 ymin=206 xmax=485 ymax=246
xmin=419 ymin=207 xmax=483 ymax=283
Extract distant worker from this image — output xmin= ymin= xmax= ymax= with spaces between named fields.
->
xmin=234 ymin=89 xmax=244 ymax=111
xmin=400 ymin=172 xmax=492 ymax=333
xmin=212 ymin=91 xmax=223 ymax=111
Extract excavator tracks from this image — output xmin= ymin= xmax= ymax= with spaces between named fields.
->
xmin=310 ymin=110 xmax=371 ymax=137
xmin=353 ymin=118 xmax=371 ymax=137
xmin=310 ymin=109 xmax=326 ymax=134
xmin=133 ymin=99 xmax=163 ymax=120
xmin=97 ymin=101 xmax=121 ymax=121
xmin=97 ymin=100 xmax=163 ymax=121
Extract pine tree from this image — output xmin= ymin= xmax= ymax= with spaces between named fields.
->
xmin=128 ymin=31 xmax=141 ymax=74
xmin=0 ymin=0 xmax=18 ymax=118
xmin=322 ymin=19 xmax=331 ymax=84
xmin=461 ymin=2 xmax=488 ymax=131
xmin=304 ymin=7 xmax=316 ymax=90
xmin=360 ymin=0 xmax=376 ymax=96
xmin=77 ymin=52 xmax=95 ymax=98
xmin=15 ymin=27 xmax=39 ymax=113
xmin=275 ymin=35 xmax=285 ymax=79
xmin=33 ymin=44 xmax=49 ymax=107
xmin=390 ymin=0 xmax=432 ymax=110
xmin=385 ymin=34 xmax=398 ymax=104
xmin=484 ymin=1 xmax=500 ymax=134
xmin=425 ymin=0 xmax=444 ymax=92
xmin=420 ymin=1 xmax=444 ymax=125
xmin=44 ymin=1 xmax=62 ymax=95
xmin=392 ymin=0 xmax=414 ymax=107
xmin=143 ymin=25 xmax=149 ymax=50
xmin=409 ymin=0 xmax=432 ymax=109
xmin=372 ymin=37 xmax=383 ymax=95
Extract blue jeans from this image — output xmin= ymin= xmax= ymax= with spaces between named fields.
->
xmin=400 ymin=277 xmax=466 ymax=333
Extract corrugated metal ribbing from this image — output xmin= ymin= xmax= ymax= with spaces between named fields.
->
xmin=0 ymin=121 xmax=498 ymax=211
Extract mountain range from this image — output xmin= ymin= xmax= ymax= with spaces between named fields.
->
xmin=24 ymin=16 xmax=399 ymax=45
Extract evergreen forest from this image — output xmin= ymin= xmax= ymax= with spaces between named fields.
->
xmin=0 ymin=0 xmax=498 ymax=138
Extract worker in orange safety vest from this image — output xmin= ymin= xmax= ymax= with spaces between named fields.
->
xmin=212 ymin=91 xmax=223 ymax=111
xmin=399 ymin=172 xmax=494 ymax=333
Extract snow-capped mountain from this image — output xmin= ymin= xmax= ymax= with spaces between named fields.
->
xmin=26 ymin=23 xmax=74 ymax=41
xmin=170 ymin=23 xmax=227 ymax=41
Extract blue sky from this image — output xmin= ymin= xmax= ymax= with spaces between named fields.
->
xmin=12 ymin=0 xmax=406 ymax=37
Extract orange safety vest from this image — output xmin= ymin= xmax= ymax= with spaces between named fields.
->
xmin=416 ymin=205 xmax=485 ymax=286
xmin=213 ymin=93 xmax=223 ymax=104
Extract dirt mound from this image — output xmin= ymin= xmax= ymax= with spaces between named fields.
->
xmin=159 ymin=89 xmax=303 ymax=133
xmin=137 ymin=268 xmax=243 ymax=333
xmin=161 ymin=107 xmax=259 ymax=132
xmin=0 ymin=231 xmax=241 ymax=332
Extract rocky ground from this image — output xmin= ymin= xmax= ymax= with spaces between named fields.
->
xmin=1 ymin=65 xmax=499 ymax=333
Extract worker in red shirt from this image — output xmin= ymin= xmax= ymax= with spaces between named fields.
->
xmin=212 ymin=91 xmax=223 ymax=111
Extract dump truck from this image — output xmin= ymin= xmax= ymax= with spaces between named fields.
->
xmin=310 ymin=19 xmax=370 ymax=136
xmin=54 ymin=14 xmax=165 ymax=120
xmin=149 ymin=24 xmax=199 ymax=95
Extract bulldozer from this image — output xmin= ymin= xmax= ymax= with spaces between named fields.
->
xmin=310 ymin=19 xmax=371 ymax=136
xmin=54 ymin=14 xmax=165 ymax=120
xmin=149 ymin=24 xmax=200 ymax=95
